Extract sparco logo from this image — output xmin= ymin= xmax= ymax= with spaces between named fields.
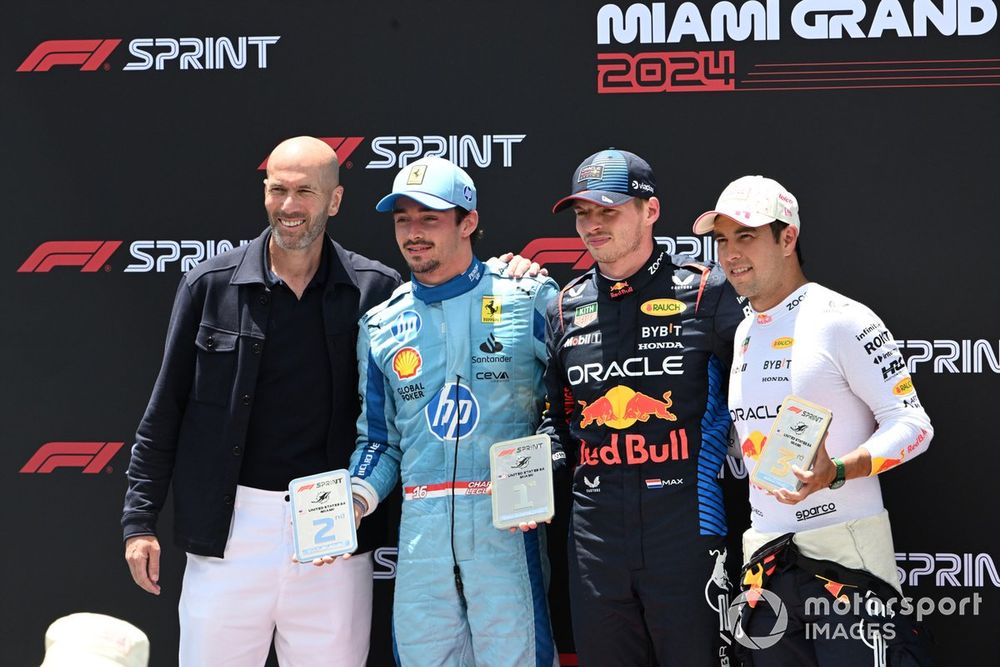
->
xmin=795 ymin=503 xmax=836 ymax=521
xmin=366 ymin=134 xmax=526 ymax=169
xmin=18 ymin=36 xmax=280 ymax=72
xmin=20 ymin=442 xmax=125 ymax=473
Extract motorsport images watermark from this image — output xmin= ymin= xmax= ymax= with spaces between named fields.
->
xmin=727 ymin=589 xmax=788 ymax=650
xmin=728 ymin=588 xmax=984 ymax=648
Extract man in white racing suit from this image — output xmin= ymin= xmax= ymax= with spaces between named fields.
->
xmin=694 ymin=175 xmax=935 ymax=666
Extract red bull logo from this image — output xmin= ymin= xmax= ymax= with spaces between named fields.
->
xmin=609 ymin=281 xmax=633 ymax=298
xmin=741 ymin=431 xmax=767 ymax=461
xmin=871 ymin=455 xmax=903 ymax=474
xmin=578 ymin=430 xmax=690 ymax=467
xmin=578 ymin=385 xmax=677 ymax=429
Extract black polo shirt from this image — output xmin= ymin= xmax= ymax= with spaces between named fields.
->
xmin=239 ymin=242 xmax=333 ymax=490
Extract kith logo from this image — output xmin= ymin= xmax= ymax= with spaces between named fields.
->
xmin=259 ymin=137 xmax=365 ymax=170
xmin=17 ymin=39 xmax=122 ymax=72
xmin=21 ymin=442 xmax=125 ymax=473
xmin=18 ymin=241 xmax=122 ymax=273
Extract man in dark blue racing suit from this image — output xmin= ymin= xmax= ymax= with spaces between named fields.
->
xmin=540 ymin=149 xmax=749 ymax=666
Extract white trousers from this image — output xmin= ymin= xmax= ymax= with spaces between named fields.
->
xmin=179 ymin=485 xmax=374 ymax=666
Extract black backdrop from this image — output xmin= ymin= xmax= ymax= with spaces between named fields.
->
xmin=5 ymin=1 xmax=998 ymax=664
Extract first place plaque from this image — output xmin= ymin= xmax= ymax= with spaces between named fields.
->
xmin=288 ymin=469 xmax=358 ymax=562
xmin=490 ymin=434 xmax=555 ymax=530
xmin=750 ymin=395 xmax=833 ymax=493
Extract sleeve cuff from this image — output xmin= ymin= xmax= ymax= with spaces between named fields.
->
xmin=351 ymin=477 xmax=379 ymax=516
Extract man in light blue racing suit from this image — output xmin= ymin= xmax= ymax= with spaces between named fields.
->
xmin=348 ymin=156 xmax=560 ymax=666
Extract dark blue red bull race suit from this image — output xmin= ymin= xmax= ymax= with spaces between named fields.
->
xmin=539 ymin=245 xmax=748 ymax=666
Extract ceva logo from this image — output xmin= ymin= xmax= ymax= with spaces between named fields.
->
xmin=20 ymin=442 xmax=125 ymax=474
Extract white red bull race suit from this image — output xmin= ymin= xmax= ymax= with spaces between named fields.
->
xmin=349 ymin=258 xmax=560 ymax=667
xmin=539 ymin=245 xmax=748 ymax=666
xmin=729 ymin=282 xmax=934 ymax=667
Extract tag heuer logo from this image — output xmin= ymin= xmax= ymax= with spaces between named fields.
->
xmin=573 ymin=302 xmax=598 ymax=327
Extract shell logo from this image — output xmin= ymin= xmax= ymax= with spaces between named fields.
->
xmin=640 ymin=299 xmax=687 ymax=317
xmin=392 ymin=347 xmax=422 ymax=380
xmin=893 ymin=376 xmax=914 ymax=396
xmin=771 ymin=337 xmax=794 ymax=349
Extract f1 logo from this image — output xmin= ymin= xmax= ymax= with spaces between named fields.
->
xmin=258 ymin=137 xmax=365 ymax=170
xmin=519 ymin=238 xmax=594 ymax=270
xmin=17 ymin=39 xmax=122 ymax=72
xmin=20 ymin=442 xmax=125 ymax=474
xmin=18 ymin=241 xmax=122 ymax=272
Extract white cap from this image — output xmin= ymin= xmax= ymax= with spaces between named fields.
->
xmin=41 ymin=613 xmax=149 ymax=667
xmin=693 ymin=175 xmax=800 ymax=234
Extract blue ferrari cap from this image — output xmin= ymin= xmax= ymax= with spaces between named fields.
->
xmin=375 ymin=156 xmax=477 ymax=212
xmin=552 ymin=148 xmax=656 ymax=213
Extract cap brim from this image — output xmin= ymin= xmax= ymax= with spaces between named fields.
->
xmin=692 ymin=210 xmax=776 ymax=235
xmin=376 ymin=191 xmax=457 ymax=213
xmin=42 ymin=647 xmax=144 ymax=667
xmin=552 ymin=191 xmax=633 ymax=214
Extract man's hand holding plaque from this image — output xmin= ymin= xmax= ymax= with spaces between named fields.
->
xmin=288 ymin=469 xmax=359 ymax=565
xmin=489 ymin=435 xmax=555 ymax=532
xmin=750 ymin=396 xmax=833 ymax=500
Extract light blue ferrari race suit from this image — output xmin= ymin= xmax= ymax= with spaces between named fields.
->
xmin=349 ymin=257 xmax=560 ymax=667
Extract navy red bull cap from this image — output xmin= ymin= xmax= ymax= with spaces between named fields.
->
xmin=552 ymin=148 xmax=657 ymax=213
